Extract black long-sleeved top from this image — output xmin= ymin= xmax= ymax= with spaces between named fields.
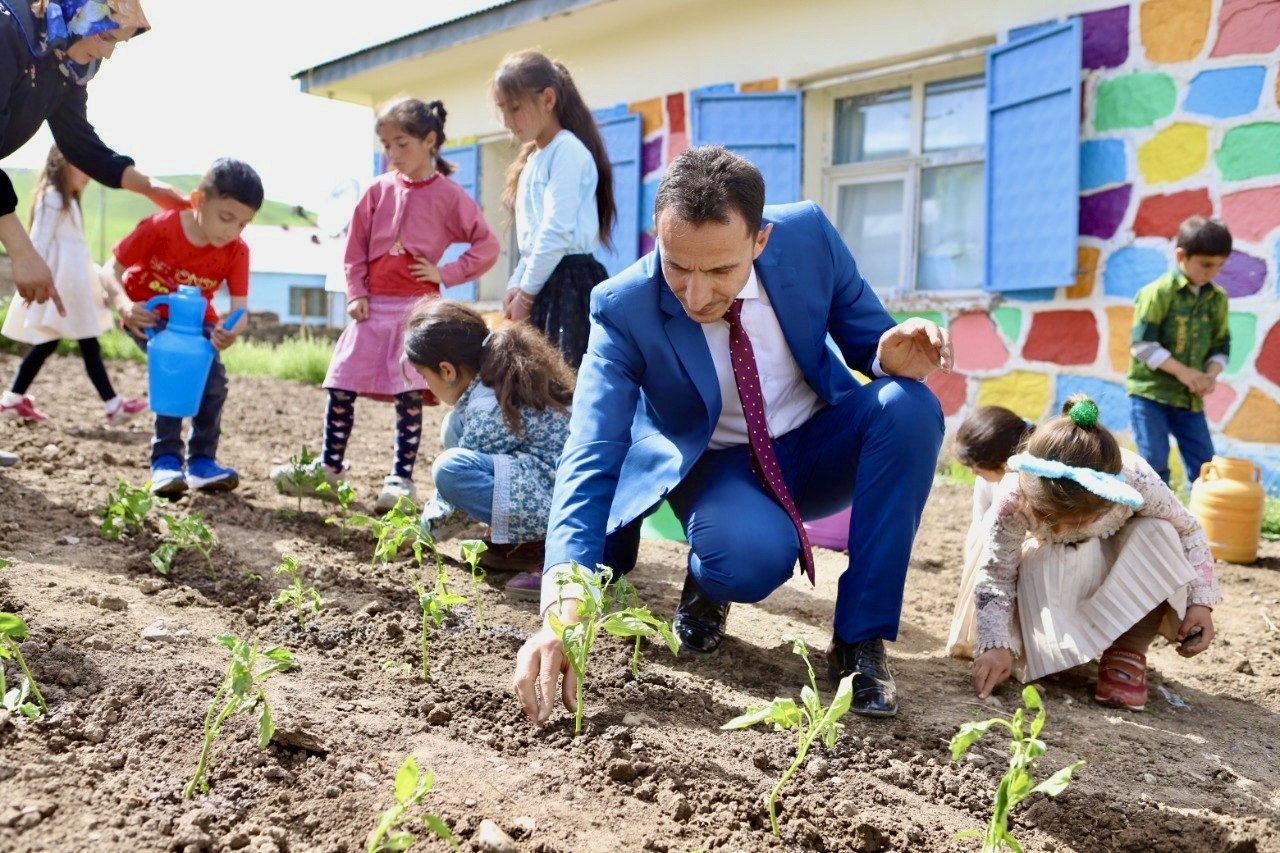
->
xmin=1 ymin=2 xmax=133 ymax=218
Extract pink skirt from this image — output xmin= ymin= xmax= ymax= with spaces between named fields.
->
xmin=324 ymin=295 xmax=432 ymax=402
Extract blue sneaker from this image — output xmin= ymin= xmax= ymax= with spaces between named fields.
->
xmin=150 ymin=455 xmax=187 ymax=498
xmin=186 ymin=456 xmax=240 ymax=492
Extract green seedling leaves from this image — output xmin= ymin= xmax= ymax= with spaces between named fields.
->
xmin=151 ymin=511 xmax=217 ymax=579
xmin=2 ymin=676 xmax=42 ymax=720
xmin=367 ymin=755 xmax=457 ymax=853
xmin=100 ymin=480 xmax=160 ymax=541
xmin=546 ymin=563 xmax=679 ymax=735
xmin=270 ymin=555 xmax=323 ymax=630
xmin=948 ymin=685 xmax=1084 ymax=851
xmin=459 ymin=539 xmax=488 ymax=629
xmin=720 ymin=637 xmax=853 ymax=835
xmin=410 ymin=564 xmax=467 ymax=682
xmin=321 ymin=480 xmax=358 ymax=542
xmin=0 ymin=612 xmax=48 ymax=715
xmin=184 ymin=633 xmax=295 ymax=798
xmin=277 ymin=445 xmax=328 ymax=514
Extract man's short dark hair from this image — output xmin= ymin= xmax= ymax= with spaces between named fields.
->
xmin=653 ymin=145 xmax=765 ymax=234
xmin=1176 ymin=216 xmax=1232 ymax=258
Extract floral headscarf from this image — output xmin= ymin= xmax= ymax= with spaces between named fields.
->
xmin=40 ymin=0 xmax=149 ymax=84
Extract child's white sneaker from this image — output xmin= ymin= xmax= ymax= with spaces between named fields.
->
xmin=105 ymin=398 xmax=148 ymax=424
xmin=271 ymin=458 xmax=341 ymax=499
xmin=375 ymin=475 xmax=416 ymax=513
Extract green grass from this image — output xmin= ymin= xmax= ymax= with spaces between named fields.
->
xmin=5 ymin=170 xmax=314 ymax=264
xmin=936 ymin=458 xmax=978 ymax=487
xmin=1263 ymin=498 xmax=1280 ymax=541
xmin=1 ymin=297 xmax=332 ymax=384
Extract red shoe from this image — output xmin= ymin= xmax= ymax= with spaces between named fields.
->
xmin=105 ymin=398 xmax=148 ymax=424
xmin=0 ymin=396 xmax=49 ymax=422
xmin=1095 ymin=646 xmax=1148 ymax=711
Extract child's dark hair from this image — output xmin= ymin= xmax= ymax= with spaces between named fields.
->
xmin=29 ymin=146 xmax=81 ymax=228
xmin=954 ymin=406 xmax=1033 ymax=472
xmin=493 ymin=50 xmax=616 ymax=249
xmin=1021 ymin=395 xmax=1122 ymax=522
xmin=199 ymin=158 xmax=264 ymax=211
xmin=1176 ymin=216 xmax=1232 ymax=258
xmin=403 ymin=300 xmax=575 ymax=435
xmin=375 ymin=98 xmax=455 ymax=177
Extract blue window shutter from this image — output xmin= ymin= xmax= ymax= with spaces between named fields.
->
xmin=985 ymin=19 xmax=1082 ymax=291
xmin=691 ymin=90 xmax=802 ymax=205
xmin=592 ymin=111 xmax=641 ymax=278
xmin=439 ymin=143 xmax=481 ymax=301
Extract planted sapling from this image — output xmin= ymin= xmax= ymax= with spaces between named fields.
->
xmin=0 ymin=612 xmax=48 ymax=716
xmin=547 ymin=562 xmax=680 ymax=735
xmin=100 ymin=479 xmax=159 ymax=541
xmin=407 ymin=563 xmax=466 ymax=682
xmin=184 ymin=633 xmax=295 ymax=798
xmin=459 ymin=539 xmax=488 ymax=629
xmin=270 ymin=555 xmax=322 ymax=630
xmin=721 ymin=636 xmax=854 ymax=835
xmin=949 ymin=684 xmax=1084 ymax=852
xmin=151 ymin=511 xmax=218 ymax=578
xmin=366 ymin=754 xmax=457 ymax=852
xmin=276 ymin=445 xmax=327 ymax=514
xmin=351 ymin=497 xmax=419 ymax=568
xmin=320 ymin=480 xmax=358 ymax=543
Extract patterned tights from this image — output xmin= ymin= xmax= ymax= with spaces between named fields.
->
xmin=323 ymin=389 xmax=423 ymax=479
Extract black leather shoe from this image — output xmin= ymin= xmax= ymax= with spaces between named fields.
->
xmin=827 ymin=636 xmax=898 ymax=717
xmin=673 ymin=574 xmax=730 ymax=653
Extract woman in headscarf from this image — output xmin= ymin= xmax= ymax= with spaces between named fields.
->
xmin=1 ymin=0 xmax=180 ymax=466
xmin=1 ymin=0 xmax=183 ymax=311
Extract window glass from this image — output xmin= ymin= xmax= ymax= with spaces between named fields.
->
xmin=836 ymin=180 xmax=904 ymax=289
xmin=923 ymin=75 xmax=985 ymax=153
xmin=917 ymin=163 xmax=985 ymax=291
xmin=833 ymin=88 xmax=911 ymax=164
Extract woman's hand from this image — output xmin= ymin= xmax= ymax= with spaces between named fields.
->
xmin=346 ymin=297 xmax=369 ymax=322
xmin=972 ymin=647 xmax=1014 ymax=698
xmin=12 ymin=251 xmax=65 ymax=316
xmin=1176 ymin=605 xmax=1214 ymax=657
xmin=512 ymin=599 xmax=579 ymax=725
xmin=504 ymin=288 xmax=534 ymax=322
xmin=120 ymin=167 xmax=187 ymax=210
xmin=409 ymin=256 xmax=442 ymax=284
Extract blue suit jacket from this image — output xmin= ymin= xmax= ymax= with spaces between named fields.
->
xmin=545 ymin=201 xmax=895 ymax=571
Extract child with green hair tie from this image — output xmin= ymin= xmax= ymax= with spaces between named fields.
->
xmin=969 ymin=395 xmax=1219 ymax=711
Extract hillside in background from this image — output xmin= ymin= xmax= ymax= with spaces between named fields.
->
xmin=5 ymin=169 xmax=316 ymax=263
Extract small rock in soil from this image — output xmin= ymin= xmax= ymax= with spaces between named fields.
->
xmin=427 ymin=705 xmax=453 ymax=725
xmin=806 ymin=756 xmax=830 ymax=779
xmin=96 ymin=595 xmax=128 ymax=611
xmin=510 ymin=815 xmax=536 ymax=837
xmin=1143 ymin=773 xmax=1157 ymax=785
xmin=55 ymin=535 xmax=80 ymax=546
xmin=622 ymin=711 xmax=657 ymax=727
xmin=752 ymin=751 xmax=771 ymax=770
xmin=139 ymin=578 xmax=166 ymax=595
xmin=140 ymin=619 xmax=177 ymax=643
xmin=1235 ymin=660 xmax=1255 ymax=675
xmin=607 ymin=759 xmax=638 ymax=782
xmin=477 ymin=819 xmax=517 ymax=853
xmin=83 ymin=635 xmax=113 ymax=651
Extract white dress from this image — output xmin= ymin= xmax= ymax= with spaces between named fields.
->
xmin=946 ymin=473 xmax=1019 ymax=662
xmin=1 ymin=191 xmax=112 ymax=344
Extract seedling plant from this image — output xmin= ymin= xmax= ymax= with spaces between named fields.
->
xmin=459 ymin=539 xmax=488 ymax=629
xmin=100 ymin=480 xmax=160 ymax=541
xmin=722 ymin=636 xmax=854 ymax=835
xmin=151 ymin=511 xmax=217 ymax=578
xmin=270 ymin=555 xmax=322 ymax=630
xmin=350 ymin=497 xmax=420 ymax=568
xmin=0 ymin=612 xmax=48 ymax=717
xmin=184 ymin=633 xmax=295 ymax=798
xmin=320 ymin=480 xmax=358 ymax=543
xmin=366 ymin=754 xmax=457 ymax=852
xmin=407 ymin=559 xmax=466 ymax=682
xmin=949 ymin=684 xmax=1084 ymax=852
xmin=277 ymin=445 xmax=327 ymax=515
xmin=547 ymin=562 xmax=680 ymax=735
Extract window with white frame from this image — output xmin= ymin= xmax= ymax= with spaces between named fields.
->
xmin=823 ymin=65 xmax=986 ymax=295
xmin=289 ymin=286 xmax=326 ymax=320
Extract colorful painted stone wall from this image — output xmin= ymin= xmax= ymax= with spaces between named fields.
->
xmin=937 ymin=0 xmax=1280 ymax=491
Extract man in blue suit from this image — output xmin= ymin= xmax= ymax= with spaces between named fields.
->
xmin=514 ymin=146 xmax=950 ymax=721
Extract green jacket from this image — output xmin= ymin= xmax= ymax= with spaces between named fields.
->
xmin=1126 ymin=270 xmax=1230 ymax=412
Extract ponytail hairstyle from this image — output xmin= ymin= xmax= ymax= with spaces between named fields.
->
xmin=1020 ymin=395 xmax=1122 ymax=524
xmin=375 ymin=98 xmax=455 ymax=177
xmin=403 ymin=300 xmax=575 ymax=436
xmin=492 ymin=50 xmax=616 ymax=248
xmin=954 ymin=406 xmax=1034 ymax=472
xmin=29 ymin=146 xmax=82 ymax=228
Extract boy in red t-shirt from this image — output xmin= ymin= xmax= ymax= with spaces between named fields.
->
xmin=101 ymin=159 xmax=262 ymax=497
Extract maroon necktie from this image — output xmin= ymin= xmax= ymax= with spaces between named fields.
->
xmin=725 ymin=299 xmax=816 ymax=585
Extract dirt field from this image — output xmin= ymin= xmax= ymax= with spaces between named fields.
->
xmin=1 ymin=352 xmax=1278 ymax=853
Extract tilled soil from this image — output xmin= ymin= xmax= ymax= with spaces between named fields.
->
xmin=1 ymin=352 xmax=1278 ymax=853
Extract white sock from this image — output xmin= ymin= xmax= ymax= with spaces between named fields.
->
xmin=1 ymin=391 xmax=22 ymax=407
xmin=104 ymin=396 xmax=122 ymax=413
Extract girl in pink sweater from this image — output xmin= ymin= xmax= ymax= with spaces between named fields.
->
xmin=274 ymin=99 xmax=499 ymax=512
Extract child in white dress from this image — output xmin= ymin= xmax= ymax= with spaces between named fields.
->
xmin=971 ymin=395 xmax=1218 ymax=711
xmin=946 ymin=406 xmax=1033 ymax=661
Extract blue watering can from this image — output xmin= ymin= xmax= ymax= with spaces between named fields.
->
xmin=144 ymin=285 xmax=245 ymax=418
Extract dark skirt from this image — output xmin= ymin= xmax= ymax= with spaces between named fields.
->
xmin=529 ymin=253 xmax=609 ymax=370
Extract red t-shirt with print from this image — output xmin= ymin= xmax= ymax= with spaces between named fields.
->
xmin=114 ymin=209 xmax=249 ymax=323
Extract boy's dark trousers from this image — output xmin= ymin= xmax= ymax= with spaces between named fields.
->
xmin=1129 ymin=394 xmax=1215 ymax=485
xmin=129 ymin=321 xmax=228 ymax=465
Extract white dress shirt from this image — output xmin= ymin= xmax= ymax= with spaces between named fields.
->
xmin=702 ymin=267 xmax=824 ymax=449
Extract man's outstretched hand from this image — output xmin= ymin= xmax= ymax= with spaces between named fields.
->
xmin=513 ymin=605 xmax=579 ymax=725
xmin=877 ymin=318 xmax=953 ymax=380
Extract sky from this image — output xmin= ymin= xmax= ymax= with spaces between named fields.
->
xmin=9 ymin=0 xmax=499 ymax=212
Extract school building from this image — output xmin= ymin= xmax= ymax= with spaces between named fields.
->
xmin=295 ymin=0 xmax=1280 ymax=491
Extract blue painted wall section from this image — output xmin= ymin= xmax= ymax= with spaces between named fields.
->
xmin=1103 ymin=246 xmax=1168 ymax=298
xmin=1183 ymin=66 xmax=1265 ymax=119
xmin=1080 ymin=139 xmax=1127 ymax=190
xmin=1054 ymin=375 xmax=1130 ymax=432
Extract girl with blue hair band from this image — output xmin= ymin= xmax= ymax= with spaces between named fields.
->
xmin=970 ymin=395 xmax=1219 ymax=711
